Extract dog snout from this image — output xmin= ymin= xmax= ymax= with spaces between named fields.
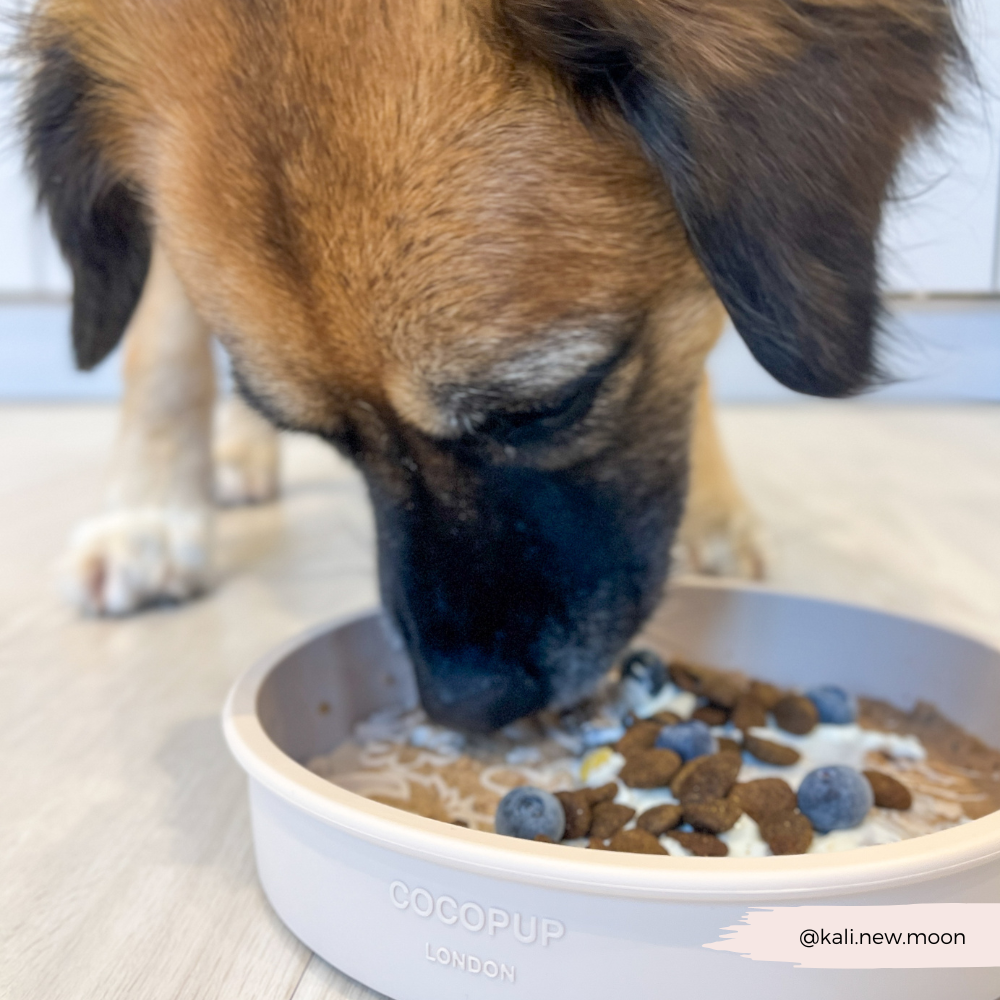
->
xmin=367 ymin=452 xmax=680 ymax=732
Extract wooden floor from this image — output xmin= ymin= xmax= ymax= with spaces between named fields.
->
xmin=1 ymin=402 xmax=999 ymax=1000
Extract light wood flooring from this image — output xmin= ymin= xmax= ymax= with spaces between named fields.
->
xmin=1 ymin=403 xmax=999 ymax=999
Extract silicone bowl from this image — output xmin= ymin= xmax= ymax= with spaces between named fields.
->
xmin=223 ymin=580 xmax=1000 ymax=999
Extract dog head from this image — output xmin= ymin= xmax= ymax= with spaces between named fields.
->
xmin=24 ymin=0 xmax=960 ymax=730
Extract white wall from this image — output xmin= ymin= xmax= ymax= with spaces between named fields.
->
xmin=879 ymin=0 xmax=1000 ymax=293
xmin=0 ymin=0 xmax=998 ymax=401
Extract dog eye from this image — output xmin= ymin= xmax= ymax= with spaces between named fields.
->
xmin=475 ymin=368 xmax=606 ymax=447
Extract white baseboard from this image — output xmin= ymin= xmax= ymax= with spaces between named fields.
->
xmin=1 ymin=298 xmax=998 ymax=403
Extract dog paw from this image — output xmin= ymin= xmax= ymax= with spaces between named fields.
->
xmin=214 ymin=397 xmax=280 ymax=505
xmin=62 ymin=507 xmax=213 ymax=616
xmin=215 ymin=450 xmax=280 ymax=505
xmin=674 ymin=507 xmax=767 ymax=581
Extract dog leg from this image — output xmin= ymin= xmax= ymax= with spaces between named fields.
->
xmin=64 ymin=242 xmax=216 ymax=615
xmin=214 ymin=392 xmax=281 ymax=505
xmin=675 ymin=375 xmax=766 ymax=580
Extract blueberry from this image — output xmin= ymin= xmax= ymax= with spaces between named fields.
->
xmin=806 ymin=685 xmax=857 ymax=725
xmin=495 ymin=786 xmax=566 ymax=841
xmin=620 ymin=649 xmax=668 ymax=696
xmin=797 ymin=766 xmax=874 ymax=833
xmin=655 ymin=719 xmax=718 ymax=762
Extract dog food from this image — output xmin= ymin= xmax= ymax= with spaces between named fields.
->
xmin=309 ymin=649 xmax=1000 ymax=857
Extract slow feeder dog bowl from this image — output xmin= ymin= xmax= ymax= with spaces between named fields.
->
xmin=224 ymin=580 xmax=1000 ymax=999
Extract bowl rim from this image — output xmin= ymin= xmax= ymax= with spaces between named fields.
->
xmin=223 ymin=580 xmax=1000 ymax=903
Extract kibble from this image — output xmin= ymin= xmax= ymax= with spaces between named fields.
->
xmin=666 ymin=830 xmax=729 ymax=857
xmin=729 ymin=778 xmax=798 ymax=823
xmin=556 ymin=790 xmax=592 ymax=840
xmin=590 ymin=801 xmax=636 ymax=839
xmin=586 ymin=782 xmax=619 ymax=805
xmin=636 ymin=803 xmax=684 ymax=835
xmin=608 ymin=829 xmax=669 ymax=855
xmin=717 ymin=736 xmax=742 ymax=756
xmin=673 ymin=752 xmax=742 ymax=805
xmin=692 ymin=705 xmax=729 ymax=726
xmin=759 ymin=811 xmax=814 ymax=855
xmin=730 ymin=694 xmax=768 ymax=732
xmin=670 ymin=758 xmax=700 ymax=796
xmin=864 ymin=770 xmax=913 ymax=810
xmin=743 ymin=733 xmax=801 ymax=766
xmin=773 ymin=694 xmax=819 ymax=735
xmin=619 ymin=748 xmax=682 ymax=788
xmin=669 ymin=662 xmax=743 ymax=708
xmin=614 ymin=719 xmax=664 ymax=757
xmin=684 ymin=798 xmax=743 ymax=834
xmin=749 ymin=680 xmax=786 ymax=710
xmin=649 ymin=710 xmax=682 ymax=726
xmin=669 ymin=661 xmax=704 ymax=694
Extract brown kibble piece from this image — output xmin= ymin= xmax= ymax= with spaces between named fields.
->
xmin=773 ymin=695 xmax=819 ymax=735
xmin=586 ymin=782 xmax=620 ymax=805
xmin=590 ymin=802 xmax=636 ymax=839
xmin=669 ymin=662 xmax=743 ymax=708
xmin=684 ymin=798 xmax=743 ymax=834
xmin=718 ymin=737 xmax=742 ymax=756
xmin=666 ymin=831 xmax=728 ymax=857
xmin=534 ymin=834 xmax=555 ymax=843
xmin=864 ymin=770 xmax=913 ymax=810
xmin=749 ymin=680 xmax=786 ymax=710
xmin=556 ymin=790 xmax=592 ymax=840
xmin=673 ymin=752 xmax=742 ymax=804
xmin=619 ymin=748 xmax=682 ymax=789
xmin=669 ymin=661 xmax=704 ymax=694
xmin=650 ymin=710 xmax=682 ymax=726
xmin=615 ymin=719 xmax=663 ymax=757
xmin=608 ymin=829 xmax=669 ymax=855
xmin=729 ymin=778 xmax=798 ymax=823
xmin=759 ymin=811 xmax=813 ymax=855
xmin=692 ymin=705 xmax=729 ymax=726
xmin=670 ymin=758 xmax=700 ymax=795
xmin=731 ymin=694 xmax=768 ymax=732
xmin=743 ymin=734 xmax=801 ymax=766
xmin=588 ymin=836 xmax=610 ymax=850
xmin=636 ymin=803 xmax=684 ymax=835
xmin=702 ymin=675 xmax=744 ymax=710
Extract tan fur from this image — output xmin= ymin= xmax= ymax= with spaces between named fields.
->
xmin=33 ymin=0 xmax=778 ymax=613
xmin=65 ymin=241 xmax=216 ymax=614
xmin=30 ymin=0 xmax=706 ymax=427
xmin=30 ymin=0 xmax=954 ymax=618
xmin=214 ymin=394 xmax=281 ymax=506
xmin=677 ymin=375 xmax=765 ymax=580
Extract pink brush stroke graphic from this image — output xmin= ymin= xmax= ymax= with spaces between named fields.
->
xmin=704 ymin=904 xmax=1000 ymax=968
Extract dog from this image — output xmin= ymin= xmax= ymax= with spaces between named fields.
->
xmin=20 ymin=0 xmax=960 ymax=731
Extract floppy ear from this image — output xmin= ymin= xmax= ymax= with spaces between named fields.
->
xmin=499 ymin=0 xmax=963 ymax=396
xmin=23 ymin=43 xmax=151 ymax=371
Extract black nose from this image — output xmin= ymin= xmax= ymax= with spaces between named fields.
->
xmin=371 ymin=459 xmax=676 ymax=733
xmin=394 ymin=629 xmax=550 ymax=732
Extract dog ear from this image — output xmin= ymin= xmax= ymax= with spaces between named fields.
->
xmin=498 ymin=0 xmax=962 ymax=396
xmin=23 ymin=43 xmax=151 ymax=371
